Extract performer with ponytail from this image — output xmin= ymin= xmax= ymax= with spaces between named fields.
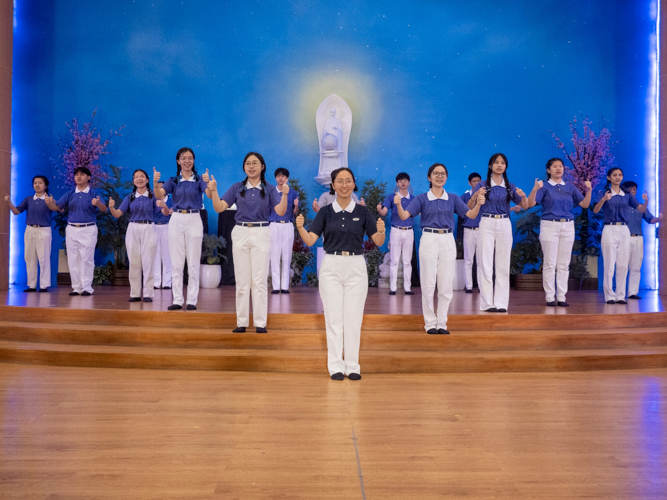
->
xmin=208 ymin=152 xmax=289 ymax=333
xmin=593 ymin=168 xmax=647 ymax=304
xmin=469 ymin=153 xmax=529 ymax=313
xmin=109 ymin=169 xmax=158 ymax=302
xmin=153 ymin=148 xmax=211 ymax=310
xmin=5 ymin=175 xmax=53 ymax=292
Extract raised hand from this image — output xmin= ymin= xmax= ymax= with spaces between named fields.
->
xmin=207 ymin=174 xmax=217 ymax=191
xmin=657 ymin=213 xmax=664 ymax=221
xmin=515 ymin=188 xmax=526 ymax=198
xmin=294 ymin=198 xmax=299 ymax=207
xmin=92 ymin=196 xmax=101 ymax=207
xmin=642 ymin=191 xmax=649 ymax=202
xmin=534 ymin=178 xmax=543 ymax=190
xmin=312 ymin=199 xmax=319 ymax=210
xmin=281 ymin=183 xmax=290 ymax=195
xmin=296 ymin=213 xmax=305 ymax=229
xmin=108 ymin=198 xmax=115 ymax=208
xmin=477 ymin=191 xmax=486 ymax=205
xmin=377 ymin=218 xmax=385 ymax=233
xmin=202 ymin=169 xmax=210 ymax=183
xmin=4 ymin=194 xmax=8 ymax=202
xmin=359 ymin=198 xmax=366 ymax=206
xmin=585 ymin=179 xmax=592 ymax=191
xmin=377 ymin=203 xmax=383 ymax=212
xmin=153 ymin=167 xmax=161 ymax=184
xmin=45 ymin=194 xmax=54 ymax=204
xmin=156 ymin=199 xmax=165 ymax=208
xmin=602 ymin=191 xmax=613 ymax=202
xmin=393 ymin=193 xmax=401 ymax=205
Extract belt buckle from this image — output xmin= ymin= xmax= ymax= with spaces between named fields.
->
xmin=438 ymin=229 xmax=444 ymax=234
xmin=247 ymin=223 xmax=254 ymax=228
xmin=616 ymin=222 xmax=621 ymax=226
xmin=180 ymin=210 xmax=187 ymax=214
xmin=342 ymin=251 xmax=350 ymax=256
xmin=280 ymin=221 xmax=285 ymax=224
xmin=494 ymin=214 xmax=501 ymax=219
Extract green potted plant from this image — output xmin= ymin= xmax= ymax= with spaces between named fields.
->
xmin=510 ymin=207 xmax=544 ymax=290
xmin=200 ymin=234 xmax=227 ymax=288
xmin=359 ymin=178 xmax=388 ymax=287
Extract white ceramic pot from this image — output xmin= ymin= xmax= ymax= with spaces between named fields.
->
xmin=199 ymin=264 xmax=222 ymax=289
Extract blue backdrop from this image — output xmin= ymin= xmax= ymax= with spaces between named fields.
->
xmin=10 ymin=0 xmax=659 ymax=288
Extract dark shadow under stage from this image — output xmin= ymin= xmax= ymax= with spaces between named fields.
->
xmin=1 ymin=285 xmax=666 ymax=373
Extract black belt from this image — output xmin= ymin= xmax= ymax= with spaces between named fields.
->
xmin=68 ymin=222 xmax=96 ymax=228
xmin=605 ymin=222 xmax=627 ymax=226
xmin=543 ymin=218 xmax=572 ymax=223
xmin=326 ymin=251 xmax=358 ymax=256
xmin=131 ymin=221 xmax=154 ymax=224
xmin=464 ymin=227 xmax=479 ymax=231
xmin=423 ymin=228 xmax=452 ymax=234
xmin=156 ymin=222 xmax=169 ymax=225
xmin=482 ymin=214 xmax=508 ymax=219
xmin=28 ymin=225 xmax=50 ymax=228
xmin=391 ymin=225 xmax=413 ymax=230
xmin=631 ymin=233 xmax=641 ymax=237
xmin=176 ymin=209 xmax=200 ymax=214
xmin=270 ymin=221 xmax=293 ymax=224
xmin=236 ymin=222 xmax=269 ymax=228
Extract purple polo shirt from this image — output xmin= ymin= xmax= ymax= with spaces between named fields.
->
xmin=382 ymin=193 xmax=414 ymax=228
xmin=460 ymin=191 xmax=481 ymax=229
xmin=161 ymin=176 xmax=208 ymax=211
xmin=406 ymin=190 xmax=470 ymax=230
xmin=221 ymin=181 xmax=283 ymax=223
xmin=16 ymin=195 xmax=53 ymax=226
xmin=472 ymin=180 xmax=523 ymax=216
xmin=118 ymin=192 xmax=159 ymax=222
xmin=154 ymin=198 xmax=172 ymax=224
xmin=599 ymin=190 xmax=641 ymax=224
xmin=535 ymin=181 xmax=584 ymax=220
xmin=56 ymin=187 xmax=101 ymax=224
xmin=269 ymin=186 xmax=298 ymax=222
xmin=627 ymin=206 xmax=655 ymax=234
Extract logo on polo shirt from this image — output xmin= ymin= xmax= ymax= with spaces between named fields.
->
xmin=353 ymin=218 xmax=360 ymax=221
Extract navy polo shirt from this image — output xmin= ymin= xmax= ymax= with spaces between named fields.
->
xmin=16 ymin=195 xmax=53 ymax=226
xmin=535 ymin=181 xmax=584 ymax=220
xmin=472 ymin=180 xmax=523 ymax=216
xmin=221 ymin=181 xmax=283 ymax=223
xmin=627 ymin=206 xmax=654 ymax=234
xmin=118 ymin=192 xmax=159 ymax=222
xmin=309 ymin=200 xmax=377 ymax=254
xmin=269 ymin=186 xmax=298 ymax=222
xmin=154 ymin=197 xmax=172 ymax=224
xmin=460 ymin=191 xmax=481 ymax=229
xmin=56 ymin=186 xmax=101 ymax=224
xmin=162 ymin=176 xmax=208 ymax=211
xmin=406 ymin=190 xmax=469 ymax=230
xmin=382 ymin=193 xmax=414 ymax=227
xmin=598 ymin=190 xmax=641 ymax=224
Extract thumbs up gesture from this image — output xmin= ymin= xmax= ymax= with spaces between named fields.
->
xmin=296 ymin=213 xmax=305 ymax=229
xmin=207 ymin=174 xmax=217 ymax=191
xmin=642 ymin=191 xmax=649 ymax=202
xmin=281 ymin=183 xmax=290 ymax=195
xmin=108 ymin=198 xmax=115 ymax=209
xmin=534 ymin=178 xmax=543 ymax=190
xmin=377 ymin=217 xmax=385 ymax=233
xmin=312 ymin=199 xmax=319 ymax=211
xmin=45 ymin=194 xmax=54 ymax=205
xmin=153 ymin=167 xmax=161 ymax=184
xmin=393 ymin=193 xmax=401 ymax=205
xmin=477 ymin=191 xmax=486 ymax=205
xmin=156 ymin=199 xmax=165 ymax=208
xmin=92 ymin=196 xmax=101 ymax=207
xmin=294 ymin=198 xmax=299 ymax=207
xmin=585 ymin=179 xmax=592 ymax=191
xmin=359 ymin=198 xmax=366 ymax=206
xmin=603 ymin=191 xmax=613 ymax=202
xmin=515 ymin=187 xmax=526 ymax=198
xmin=202 ymin=169 xmax=210 ymax=183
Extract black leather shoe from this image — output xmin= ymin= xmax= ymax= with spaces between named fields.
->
xmin=405 ymin=291 xmax=415 ymax=295
xmin=69 ymin=291 xmax=80 ymax=296
xmin=38 ymin=288 xmax=48 ymax=292
xmin=186 ymin=304 xmax=197 ymax=310
xmin=557 ymin=301 xmax=569 ymax=307
xmin=128 ymin=297 xmax=141 ymax=302
xmin=484 ymin=308 xmax=498 ymax=313
xmin=232 ymin=327 xmax=246 ymax=333
xmin=154 ymin=286 xmax=161 ymax=289
xmin=162 ymin=286 xmax=171 ymax=290
xmin=496 ymin=308 xmax=507 ymax=313
xmin=348 ymin=373 xmax=362 ymax=380
xmin=465 ymin=289 xmax=473 ymax=294
xmin=271 ymin=290 xmax=280 ymax=294
xmin=389 ymin=291 xmax=396 ymax=295
xmin=23 ymin=288 xmax=36 ymax=293
xmin=81 ymin=291 xmax=92 ymax=296
xmin=427 ymin=328 xmax=438 ymax=335
xmin=256 ymin=327 xmax=267 ymax=333
xmin=280 ymin=290 xmax=290 ymax=294
xmin=546 ymin=301 xmax=557 ymax=307
xmin=167 ymin=304 xmax=182 ymax=310
xmin=330 ymin=372 xmax=344 ymax=381
xmin=628 ymin=295 xmax=642 ymax=299
xmin=143 ymin=297 xmax=153 ymax=303
xmin=606 ymin=300 xmax=616 ymax=304
xmin=616 ymin=300 xmax=627 ymax=305
xmin=437 ymin=329 xmax=450 ymax=335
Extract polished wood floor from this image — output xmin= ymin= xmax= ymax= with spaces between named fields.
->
xmin=2 ymin=284 xmax=665 ymax=315
xmin=0 ymin=363 xmax=666 ymax=499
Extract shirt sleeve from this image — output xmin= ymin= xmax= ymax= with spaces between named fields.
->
xmin=642 ymin=209 xmax=655 ymax=223
xmin=90 ymin=189 xmax=100 ymax=211
xmin=162 ymin=178 xmax=175 ymax=195
xmin=460 ymin=192 xmax=471 ymax=205
xmin=471 ymin=182 xmax=482 ymax=195
xmin=221 ymin=184 xmax=238 ymax=206
xmin=199 ymin=179 xmax=208 ymax=193
xmin=534 ymin=187 xmax=545 ymax=205
xmin=452 ymin=195 xmax=470 ymax=218
xmin=16 ymin=196 xmax=30 ymax=213
xmin=56 ymin=191 xmax=70 ymax=209
xmin=406 ymin=195 xmax=422 ymax=217
xmin=309 ymin=208 xmax=326 ymax=237
xmin=382 ymin=194 xmax=393 ymax=210
xmin=571 ymin=186 xmax=584 ymax=205
xmin=628 ymin=194 xmax=640 ymax=209
xmin=510 ymin=183 xmax=523 ymax=205
xmin=117 ymin=195 xmax=131 ymax=214
xmin=364 ymin=207 xmax=378 ymax=237
xmin=269 ymin=185 xmax=282 ymax=207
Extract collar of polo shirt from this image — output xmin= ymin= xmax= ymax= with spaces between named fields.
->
xmin=75 ymin=186 xmax=91 ymax=194
xmin=33 ymin=194 xmax=46 ymax=200
xmin=180 ymin=176 xmax=196 ymax=183
xmin=245 ymin=181 xmax=263 ymax=190
xmin=135 ymin=191 xmax=149 ymax=197
xmin=611 ymin=189 xmax=625 ymax=197
xmin=397 ymin=192 xmax=411 ymax=200
xmin=490 ymin=178 xmax=506 ymax=188
xmin=427 ymin=189 xmax=449 ymax=201
xmin=332 ymin=199 xmax=356 ymax=213
xmin=548 ymin=179 xmax=566 ymax=186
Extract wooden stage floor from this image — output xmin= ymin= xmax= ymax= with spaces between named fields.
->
xmin=2 ymin=284 xmax=666 ymax=315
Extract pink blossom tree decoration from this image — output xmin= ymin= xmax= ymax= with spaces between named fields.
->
xmin=52 ymin=109 xmax=125 ymax=190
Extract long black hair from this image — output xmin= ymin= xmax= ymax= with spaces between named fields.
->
xmin=486 ymin=153 xmax=512 ymax=203
xmin=174 ymin=147 xmax=198 ymax=184
xmin=427 ymin=163 xmax=447 ymax=189
xmin=545 ymin=158 xmax=564 ymax=180
xmin=240 ymin=152 xmax=268 ymax=198
xmin=129 ymin=169 xmax=154 ymax=200
xmin=604 ymin=167 xmax=623 ymax=193
xmin=328 ymin=167 xmax=359 ymax=195
xmin=32 ymin=175 xmax=49 ymax=195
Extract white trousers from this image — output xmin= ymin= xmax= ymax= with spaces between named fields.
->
xmin=539 ymin=220 xmax=575 ymax=302
xmin=477 ymin=217 xmax=512 ymax=310
xmin=319 ymin=254 xmax=368 ymax=375
xmin=419 ymin=232 xmax=456 ymax=331
xmin=168 ymin=212 xmax=203 ymax=306
xmin=601 ymin=225 xmax=631 ymax=302
xmin=153 ymin=224 xmax=172 ymax=288
xmin=389 ymin=228 xmax=414 ymax=292
xmin=628 ymin=235 xmax=644 ymax=297
xmin=463 ymin=228 xmax=479 ymax=290
xmin=65 ymin=224 xmax=98 ymax=294
xmin=269 ymin=222 xmax=294 ymax=291
xmin=232 ymin=225 xmax=271 ymax=328
xmin=126 ymin=223 xmax=157 ymax=298
xmin=24 ymin=226 xmax=52 ymax=289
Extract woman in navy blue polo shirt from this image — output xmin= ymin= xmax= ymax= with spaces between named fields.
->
xmin=469 ymin=153 xmax=529 ymax=313
xmin=395 ymin=163 xmax=485 ymax=334
xmin=46 ymin=166 xmax=107 ymax=296
xmin=296 ymin=167 xmax=385 ymax=380
xmin=208 ymin=152 xmax=289 ymax=333
xmin=526 ymin=158 xmax=592 ymax=307
xmin=593 ymin=167 xmax=647 ymax=304
xmin=5 ymin=175 xmax=54 ymax=292
xmin=153 ymin=148 xmax=211 ymax=311
xmin=109 ymin=169 xmax=158 ymax=303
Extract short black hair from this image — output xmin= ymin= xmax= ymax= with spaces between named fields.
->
xmin=395 ymin=172 xmax=410 ymax=182
xmin=74 ymin=167 xmax=91 ymax=177
xmin=468 ymin=172 xmax=481 ymax=183
xmin=621 ymin=181 xmax=638 ymax=192
xmin=274 ymin=167 xmax=290 ymax=178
